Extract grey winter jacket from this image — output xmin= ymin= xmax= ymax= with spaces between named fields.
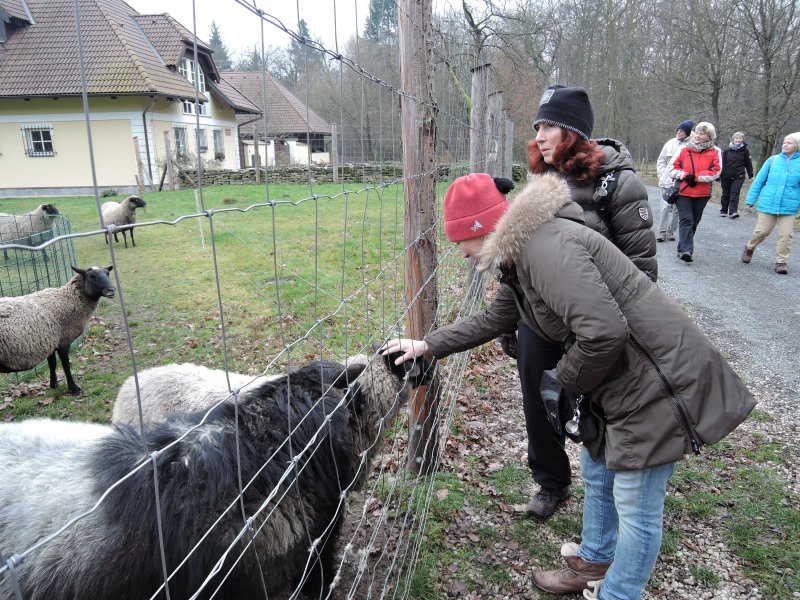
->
xmin=425 ymin=173 xmax=755 ymax=471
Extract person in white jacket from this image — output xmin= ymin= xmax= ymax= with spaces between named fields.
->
xmin=655 ymin=120 xmax=693 ymax=242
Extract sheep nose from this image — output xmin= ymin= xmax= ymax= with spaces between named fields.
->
xmin=104 ymin=287 xmax=116 ymax=298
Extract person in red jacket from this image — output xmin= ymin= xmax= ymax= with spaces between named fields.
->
xmin=669 ymin=122 xmax=722 ymax=262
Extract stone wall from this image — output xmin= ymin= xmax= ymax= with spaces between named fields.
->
xmin=177 ymin=163 xmax=529 ymax=187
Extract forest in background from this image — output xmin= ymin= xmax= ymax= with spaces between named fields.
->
xmin=208 ymin=0 xmax=800 ymax=165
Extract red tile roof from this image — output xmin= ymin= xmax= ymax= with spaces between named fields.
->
xmin=0 ymin=0 xmax=214 ymax=100
xmin=222 ymin=71 xmax=331 ymax=137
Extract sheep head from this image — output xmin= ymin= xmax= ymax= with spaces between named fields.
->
xmin=125 ymin=196 xmax=148 ymax=210
xmin=71 ymin=265 xmax=116 ymax=300
xmin=40 ymin=204 xmax=60 ymax=217
xmin=344 ymin=350 xmax=433 ymax=473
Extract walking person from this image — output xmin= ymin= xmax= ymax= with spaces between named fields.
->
xmin=741 ymin=132 xmax=800 ymax=275
xmin=669 ymin=122 xmax=722 ymax=262
xmin=655 ymin=120 xmax=693 ymax=241
xmin=384 ymin=172 xmax=755 ymax=600
xmin=719 ymin=132 xmax=754 ymax=218
xmin=514 ymin=85 xmax=656 ymax=518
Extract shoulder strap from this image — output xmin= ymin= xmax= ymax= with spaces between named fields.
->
xmin=592 ymin=168 xmax=632 ymax=219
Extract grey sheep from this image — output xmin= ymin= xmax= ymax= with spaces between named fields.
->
xmin=101 ymin=195 xmax=147 ymax=247
xmin=0 ymin=351 xmax=431 ymax=600
xmin=0 ymin=265 xmax=115 ymax=394
xmin=0 ymin=204 xmax=60 ymax=244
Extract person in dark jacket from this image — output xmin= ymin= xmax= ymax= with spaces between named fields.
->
xmin=384 ymin=172 xmax=754 ymax=600
xmin=719 ymin=131 xmax=754 ymax=218
xmin=669 ymin=121 xmax=722 ymax=262
xmin=509 ymin=85 xmax=657 ymax=519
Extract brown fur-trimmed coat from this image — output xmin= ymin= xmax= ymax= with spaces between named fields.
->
xmin=425 ymin=173 xmax=754 ymax=471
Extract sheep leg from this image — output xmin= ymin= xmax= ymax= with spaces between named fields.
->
xmin=130 ymin=227 xmax=136 ymax=247
xmin=57 ymin=346 xmax=81 ymax=394
xmin=47 ymin=352 xmax=59 ymax=388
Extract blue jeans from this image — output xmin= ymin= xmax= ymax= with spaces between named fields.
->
xmin=577 ymin=446 xmax=676 ymax=600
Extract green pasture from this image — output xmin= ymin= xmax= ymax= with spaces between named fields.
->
xmin=0 ymin=182 xmax=459 ymax=422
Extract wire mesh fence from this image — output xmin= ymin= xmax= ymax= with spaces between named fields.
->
xmin=0 ymin=1 xmax=514 ymax=598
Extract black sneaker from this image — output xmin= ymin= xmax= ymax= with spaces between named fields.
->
xmin=680 ymin=252 xmax=693 ymax=262
xmin=730 ymin=212 xmax=740 ymax=219
xmin=720 ymin=212 xmax=727 ymax=217
xmin=526 ymin=486 xmax=571 ymax=518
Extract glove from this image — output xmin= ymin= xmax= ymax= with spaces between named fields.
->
xmin=498 ymin=331 xmax=517 ymax=359
xmin=684 ymin=173 xmax=697 ymax=187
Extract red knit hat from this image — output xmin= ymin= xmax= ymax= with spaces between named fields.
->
xmin=443 ymin=173 xmax=510 ymax=242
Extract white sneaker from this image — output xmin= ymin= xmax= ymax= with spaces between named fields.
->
xmin=583 ymin=579 xmax=603 ymax=599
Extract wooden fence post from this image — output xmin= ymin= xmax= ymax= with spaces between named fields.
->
xmin=399 ymin=0 xmax=439 ymax=476
xmin=469 ymin=63 xmax=491 ymax=173
xmin=132 ymin=137 xmax=146 ymax=195
xmin=163 ymin=131 xmax=175 ymax=191
xmin=331 ymin=122 xmax=339 ymax=184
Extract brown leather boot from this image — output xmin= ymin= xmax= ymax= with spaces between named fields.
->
xmin=741 ymin=247 xmax=754 ymax=263
xmin=531 ymin=543 xmax=612 ymax=594
xmin=775 ymin=262 xmax=788 ymax=274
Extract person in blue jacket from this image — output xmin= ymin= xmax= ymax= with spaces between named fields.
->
xmin=741 ymin=132 xmax=800 ymax=275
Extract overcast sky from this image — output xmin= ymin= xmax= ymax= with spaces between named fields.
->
xmin=125 ymin=0 xmax=370 ymax=58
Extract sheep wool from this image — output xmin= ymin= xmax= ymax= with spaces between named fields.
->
xmin=0 ymin=352 xmax=431 ymax=600
xmin=111 ymin=363 xmax=274 ymax=425
xmin=0 ymin=204 xmax=60 ymax=243
xmin=101 ymin=195 xmax=147 ymax=247
xmin=0 ymin=266 xmax=115 ymax=393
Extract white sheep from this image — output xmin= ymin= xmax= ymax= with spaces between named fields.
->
xmin=0 ymin=204 xmax=61 ymax=244
xmin=111 ymin=363 xmax=276 ymax=425
xmin=100 ymin=195 xmax=147 ymax=248
xmin=0 ymin=265 xmax=115 ymax=394
xmin=0 ymin=352 xmax=431 ymax=599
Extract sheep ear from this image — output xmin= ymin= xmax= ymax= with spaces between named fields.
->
xmin=72 ymin=266 xmax=85 ymax=275
xmin=106 ymin=265 xmax=113 ymax=272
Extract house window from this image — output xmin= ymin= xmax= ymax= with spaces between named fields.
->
xmin=213 ymin=129 xmax=225 ymax=161
xmin=20 ymin=124 xmax=55 ymax=157
xmin=179 ymin=58 xmax=206 ymax=92
xmin=196 ymin=129 xmax=208 ymax=153
xmin=174 ymin=126 xmax=187 ymax=157
xmin=182 ymin=100 xmax=209 ymax=116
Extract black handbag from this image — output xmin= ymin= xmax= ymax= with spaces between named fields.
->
xmin=662 ymin=180 xmax=681 ymax=204
xmin=540 ymin=369 xmax=602 ymax=443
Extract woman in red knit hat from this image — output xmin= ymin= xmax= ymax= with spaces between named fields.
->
xmin=383 ymin=171 xmax=753 ymax=600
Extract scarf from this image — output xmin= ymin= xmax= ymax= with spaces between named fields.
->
xmin=690 ymin=139 xmax=715 ymax=152
xmin=729 ymin=142 xmax=743 ymax=150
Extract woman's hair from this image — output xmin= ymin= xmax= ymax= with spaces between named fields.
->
xmin=731 ymin=131 xmax=745 ymax=141
xmin=527 ymin=129 xmax=605 ymax=186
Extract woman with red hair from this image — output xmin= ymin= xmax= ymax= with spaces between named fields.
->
xmin=510 ymin=85 xmax=656 ymax=522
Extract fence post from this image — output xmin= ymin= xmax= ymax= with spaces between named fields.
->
xmin=331 ymin=122 xmax=339 ymax=184
xmin=486 ymin=91 xmax=503 ymax=176
xmin=504 ymin=114 xmax=515 ymax=180
xmin=132 ymin=136 xmax=146 ymax=195
xmin=163 ymin=132 xmax=175 ymax=191
xmin=469 ymin=63 xmax=491 ymax=173
xmin=399 ymin=0 xmax=439 ymax=476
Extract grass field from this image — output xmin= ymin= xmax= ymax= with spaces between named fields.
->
xmin=0 ymin=182 xmax=454 ymax=422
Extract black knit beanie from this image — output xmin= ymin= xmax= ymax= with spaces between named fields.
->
xmin=533 ymin=85 xmax=594 ymax=140
xmin=676 ymin=120 xmax=694 ymax=137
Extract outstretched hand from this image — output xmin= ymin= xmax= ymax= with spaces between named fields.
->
xmin=381 ymin=338 xmax=429 ymax=365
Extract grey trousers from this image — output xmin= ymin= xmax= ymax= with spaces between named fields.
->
xmin=658 ymin=198 xmax=679 ymax=234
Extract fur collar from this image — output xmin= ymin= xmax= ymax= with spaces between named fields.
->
xmin=478 ymin=172 xmax=573 ymax=273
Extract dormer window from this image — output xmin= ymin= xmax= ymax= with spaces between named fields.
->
xmin=182 ymin=100 xmax=208 ymax=116
xmin=179 ymin=58 xmax=206 ymax=93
